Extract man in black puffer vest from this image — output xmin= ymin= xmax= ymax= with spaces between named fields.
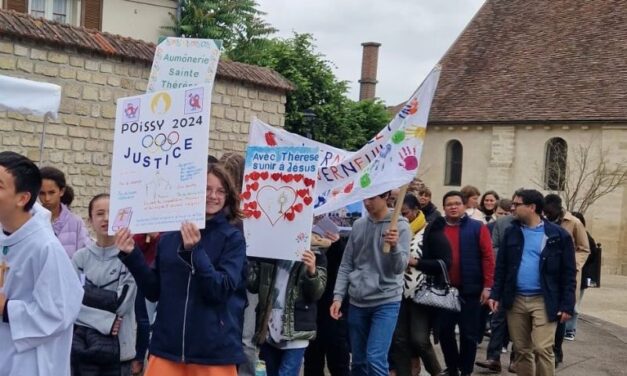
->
xmin=439 ymin=191 xmax=495 ymax=376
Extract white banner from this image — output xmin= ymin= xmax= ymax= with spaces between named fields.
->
xmin=241 ymin=146 xmax=319 ymax=261
xmin=147 ymin=37 xmax=221 ymax=92
xmin=108 ymin=85 xmax=212 ymax=234
xmin=249 ymin=118 xmax=353 ymax=168
xmin=248 ymin=66 xmax=441 ymax=215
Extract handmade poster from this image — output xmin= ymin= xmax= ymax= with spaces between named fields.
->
xmin=242 ymin=146 xmax=319 ymax=261
xmin=108 ymin=85 xmax=211 ymax=235
xmin=249 ymin=118 xmax=353 ymax=168
xmin=147 ymin=37 xmax=221 ymax=92
xmin=247 ymin=66 xmax=441 ymax=215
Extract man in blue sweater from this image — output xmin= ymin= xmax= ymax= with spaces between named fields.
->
xmin=488 ymin=189 xmax=576 ymax=376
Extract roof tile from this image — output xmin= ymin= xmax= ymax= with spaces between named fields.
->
xmin=0 ymin=9 xmax=294 ymax=92
xmin=429 ymin=0 xmax=627 ymax=123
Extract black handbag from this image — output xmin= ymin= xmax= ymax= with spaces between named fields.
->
xmin=72 ymin=273 xmax=125 ymax=365
xmin=412 ymin=260 xmax=461 ymax=312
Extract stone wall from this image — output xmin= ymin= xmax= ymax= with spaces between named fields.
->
xmin=419 ymin=123 xmax=627 ymax=275
xmin=0 ymin=37 xmax=286 ymax=218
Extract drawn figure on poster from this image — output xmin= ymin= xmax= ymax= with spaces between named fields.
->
xmin=112 ymin=207 xmax=133 ymax=231
xmin=145 ymin=171 xmax=173 ymax=203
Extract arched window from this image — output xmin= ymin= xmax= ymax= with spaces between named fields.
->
xmin=544 ymin=137 xmax=567 ymax=190
xmin=445 ymin=140 xmax=463 ymax=186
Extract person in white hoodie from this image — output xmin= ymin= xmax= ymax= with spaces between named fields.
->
xmin=71 ymin=193 xmax=137 ymax=376
xmin=0 ymin=151 xmax=84 ymax=376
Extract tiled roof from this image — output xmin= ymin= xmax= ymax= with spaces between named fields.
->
xmin=0 ymin=9 xmax=294 ymax=92
xmin=429 ymin=0 xmax=627 ymax=123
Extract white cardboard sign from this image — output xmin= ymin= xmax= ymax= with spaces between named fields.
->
xmin=147 ymin=37 xmax=221 ymax=92
xmin=241 ymin=146 xmax=319 ymax=261
xmin=108 ymin=85 xmax=211 ymax=235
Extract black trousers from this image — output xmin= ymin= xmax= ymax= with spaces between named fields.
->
xmin=439 ymin=295 xmax=482 ymax=375
xmin=72 ymin=360 xmax=132 ymax=376
xmin=304 ymin=316 xmax=350 ymax=376
xmin=486 ymin=305 xmax=510 ymax=361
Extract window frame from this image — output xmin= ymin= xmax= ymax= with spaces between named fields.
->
xmin=28 ymin=0 xmax=74 ymax=25
xmin=444 ymin=139 xmax=463 ymax=186
xmin=544 ymin=137 xmax=568 ymax=191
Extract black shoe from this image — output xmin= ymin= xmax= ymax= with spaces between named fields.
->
xmin=475 ymin=359 xmax=502 ymax=373
xmin=438 ymin=369 xmax=459 ymax=376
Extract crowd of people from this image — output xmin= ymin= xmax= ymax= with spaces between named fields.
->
xmin=0 ymin=150 xmax=601 ymax=376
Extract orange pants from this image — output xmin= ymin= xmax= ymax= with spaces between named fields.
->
xmin=144 ymin=356 xmax=237 ymax=376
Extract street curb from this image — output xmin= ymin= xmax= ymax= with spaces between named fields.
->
xmin=580 ymin=314 xmax=627 ymax=344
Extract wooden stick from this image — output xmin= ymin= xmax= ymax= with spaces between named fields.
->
xmin=383 ymin=184 xmax=409 ymax=253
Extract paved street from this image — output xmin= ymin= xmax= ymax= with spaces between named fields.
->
xmin=419 ymin=275 xmax=627 ymax=375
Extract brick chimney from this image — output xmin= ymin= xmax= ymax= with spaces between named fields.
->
xmin=359 ymin=42 xmax=381 ymax=101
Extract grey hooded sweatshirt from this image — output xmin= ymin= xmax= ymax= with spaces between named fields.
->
xmin=333 ymin=211 xmax=411 ymax=307
xmin=71 ymin=243 xmax=137 ymax=361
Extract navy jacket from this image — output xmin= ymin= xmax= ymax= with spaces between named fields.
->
xmin=120 ymin=212 xmax=247 ymax=365
xmin=455 ymin=215 xmax=488 ymax=296
xmin=490 ymin=219 xmax=576 ymax=320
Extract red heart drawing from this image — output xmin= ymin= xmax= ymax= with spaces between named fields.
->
xmin=244 ymin=174 xmax=251 ymax=182
xmin=250 ymin=182 xmax=259 ymax=191
xmin=293 ymin=203 xmax=303 ymax=213
xmin=260 ymin=171 xmax=269 ymax=180
xmin=297 ymin=189 xmax=309 ymax=198
xmin=304 ymin=178 xmax=315 ymax=187
xmin=253 ymin=210 xmax=262 ymax=219
xmin=241 ymin=191 xmax=251 ymax=200
xmin=271 ymin=173 xmax=282 ymax=181
xmin=293 ymin=174 xmax=303 ymax=182
xmin=250 ymin=172 xmax=260 ymax=181
xmin=284 ymin=211 xmax=295 ymax=221
xmin=247 ymin=201 xmax=258 ymax=210
xmin=257 ymin=186 xmax=297 ymax=225
xmin=303 ymin=196 xmax=313 ymax=206
xmin=282 ymin=174 xmax=293 ymax=183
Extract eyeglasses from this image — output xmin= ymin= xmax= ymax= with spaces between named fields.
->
xmin=511 ymin=202 xmax=527 ymax=208
xmin=207 ymin=189 xmax=226 ymax=197
xmin=444 ymin=202 xmax=463 ymax=208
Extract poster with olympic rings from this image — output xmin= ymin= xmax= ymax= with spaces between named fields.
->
xmin=108 ymin=84 xmax=212 ymax=235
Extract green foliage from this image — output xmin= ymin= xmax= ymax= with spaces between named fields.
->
xmin=167 ymin=3 xmax=391 ymax=150
xmin=165 ymin=0 xmax=276 ymax=51
xmin=234 ymin=33 xmax=391 ymax=150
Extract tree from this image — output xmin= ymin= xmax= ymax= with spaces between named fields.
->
xmin=234 ymin=33 xmax=391 ymax=150
xmin=166 ymin=6 xmax=391 ymax=150
xmin=165 ymin=0 xmax=276 ymax=52
xmin=534 ymin=141 xmax=627 ymax=214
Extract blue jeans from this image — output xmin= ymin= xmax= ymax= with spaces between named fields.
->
xmin=348 ymin=302 xmax=401 ymax=376
xmin=260 ymin=343 xmax=307 ymax=376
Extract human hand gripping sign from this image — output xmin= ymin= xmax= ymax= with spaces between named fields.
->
xmin=301 ymin=250 xmax=317 ymax=277
xmin=115 ymin=228 xmax=136 ymax=254
xmin=180 ymin=221 xmax=201 ymax=250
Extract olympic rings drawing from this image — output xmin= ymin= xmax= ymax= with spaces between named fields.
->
xmin=141 ymin=131 xmax=181 ymax=152
xmin=142 ymin=135 xmax=153 ymax=148
xmin=154 ymin=133 xmax=167 ymax=147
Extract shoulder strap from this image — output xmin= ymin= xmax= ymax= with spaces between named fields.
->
xmin=436 ymin=259 xmax=452 ymax=286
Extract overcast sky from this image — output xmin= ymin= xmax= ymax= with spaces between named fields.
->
xmin=257 ymin=0 xmax=486 ymax=105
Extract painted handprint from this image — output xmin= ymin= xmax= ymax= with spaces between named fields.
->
xmin=404 ymin=125 xmax=426 ymax=140
xmin=398 ymin=98 xmax=419 ymax=119
xmin=371 ymin=144 xmax=393 ymax=172
xmin=398 ymin=146 xmax=418 ymax=171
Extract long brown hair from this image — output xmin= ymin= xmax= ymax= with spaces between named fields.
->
xmin=219 ymin=152 xmax=245 ymax=193
xmin=207 ymin=163 xmax=243 ymax=222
